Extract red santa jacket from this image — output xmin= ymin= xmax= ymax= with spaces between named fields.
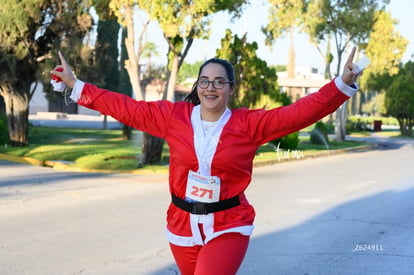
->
xmin=77 ymin=80 xmax=349 ymax=237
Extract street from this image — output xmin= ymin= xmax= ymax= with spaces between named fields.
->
xmin=1 ymin=135 xmax=413 ymax=274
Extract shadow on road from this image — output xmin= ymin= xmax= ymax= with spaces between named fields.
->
xmin=0 ymin=160 xmax=108 ymax=188
xmin=151 ymin=183 xmax=414 ymax=275
xmin=241 ymin=184 xmax=414 ymax=275
xmin=350 ymin=135 xmax=414 ymax=152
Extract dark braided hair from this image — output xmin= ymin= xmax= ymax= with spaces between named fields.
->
xmin=185 ymin=58 xmax=236 ymax=105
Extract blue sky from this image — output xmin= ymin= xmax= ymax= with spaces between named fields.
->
xmin=146 ymin=0 xmax=413 ymax=73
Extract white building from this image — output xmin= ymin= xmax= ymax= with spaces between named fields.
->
xmin=277 ymin=66 xmax=329 ymax=102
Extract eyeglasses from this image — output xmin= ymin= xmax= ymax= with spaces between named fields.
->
xmin=197 ymin=78 xmax=233 ymax=89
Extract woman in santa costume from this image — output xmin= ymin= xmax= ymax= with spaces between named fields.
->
xmin=51 ymin=47 xmax=361 ymax=275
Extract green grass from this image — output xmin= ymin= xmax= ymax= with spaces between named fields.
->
xmin=1 ymin=127 xmax=169 ymax=171
xmin=255 ymin=137 xmax=371 ymax=162
xmin=1 ymin=126 xmax=373 ymax=172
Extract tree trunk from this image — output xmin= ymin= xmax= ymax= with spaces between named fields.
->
xmin=139 ymin=132 xmax=165 ymax=167
xmin=122 ymin=124 xmax=132 ymax=140
xmin=103 ymin=115 xmax=107 ymax=129
xmin=164 ymin=54 xmax=179 ymax=102
xmin=334 ymin=101 xmax=348 ymax=142
xmin=2 ymin=90 xmax=29 ymax=146
xmin=143 ymin=51 xmax=180 ymax=164
xmin=398 ymin=117 xmax=414 ymax=136
xmin=351 ymin=92 xmax=358 ymax=115
xmin=334 ymin=90 xmax=350 ymax=143
xmin=340 ymin=101 xmax=348 ymax=139
xmin=124 ymin=4 xmax=143 ymax=101
xmin=121 ymin=4 xmax=164 ymax=166
xmin=287 ymin=27 xmax=295 ymax=78
xmin=334 ymin=109 xmax=343 ymax=142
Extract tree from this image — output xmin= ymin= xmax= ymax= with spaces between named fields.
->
xmin=263 ymin=0 xmax=389 ymax=141
xmin=177 ymin=61 xmax=204 ymax=83
xmin=109 ymin=2 xmax=149 ymax=101
xmin=0 ymin=0 xmax=93 ymax=146
xmin=109 ymin=1 xmax=162 ymax=165
xmin=263 ymin=0 xmax=334 ymax=78
xmin=108 ymin=0 xmax=247 ymax=165
xmin=364 ymin=10 xmax=407 ymax=80
xmin=385 ymin=61 xmax=414 ymax=136
xmin=0 ymin=0 xmax=45 ymax=146
xmin=361 ymin=92 xmax=386 ymax=116
xmin=141 ymin=41 xmax=159 ymax=75
xmin=216 ymin=29 xmax=289 ymax=110
xmin=217 ymin=29 xmax=297 ymax=149
xmin=137 ymin=0 xmax=247 ymax=102
xmin=94 ymin=3 xmax=120 ymax=93
xmin=93 ymin=1 xmax=121 ymax=130
xmin=357 ymin=10 xmax=408 ymax=115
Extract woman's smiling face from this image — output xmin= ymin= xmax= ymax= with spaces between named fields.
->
xmin=197 ymin=62 xmax=234 ymax=121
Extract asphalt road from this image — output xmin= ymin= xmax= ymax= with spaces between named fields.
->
xmin=1 ymin=135 xmax=413 ymax=275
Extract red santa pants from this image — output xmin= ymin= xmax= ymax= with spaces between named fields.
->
xmin=169 ymin=230 xmax=250 ymax=275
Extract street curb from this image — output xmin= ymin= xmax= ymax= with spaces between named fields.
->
xmin=0 ymin=153 xmax=44 ymax=167
xmin=1 ymin=144 xmax=376 ymax=174
xmin=42 ymin=160 xmax=169 ymax=175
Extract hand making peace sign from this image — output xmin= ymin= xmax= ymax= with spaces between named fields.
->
xmin=50 ymin=51 xmax=77 ymax=89
xmin=341 ymin=46 xmax=363 ymax=86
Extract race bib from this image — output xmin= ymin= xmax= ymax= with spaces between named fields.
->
xmin=185 ymin=170 xmax=220 ymax=203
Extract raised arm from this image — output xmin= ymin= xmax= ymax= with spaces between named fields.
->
xmin=50 ymin=51 xmax=174 ymax=138
xmin=246 ymin=47 xmax=363 ymax=145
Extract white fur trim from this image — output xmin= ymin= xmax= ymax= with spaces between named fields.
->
xmin=69 ymin=80 xmax=85 ymax=102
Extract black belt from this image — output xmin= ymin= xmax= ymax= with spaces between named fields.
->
xmin=171 ymin=193 xmax=240 ymax=215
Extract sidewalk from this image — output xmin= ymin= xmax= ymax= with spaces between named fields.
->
xmin=29 ymin=112 xmax=122 ymax=129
